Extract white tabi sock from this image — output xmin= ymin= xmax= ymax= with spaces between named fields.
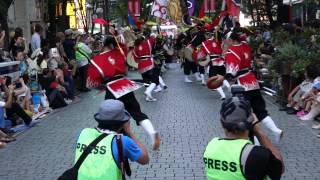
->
xmin=159 ymin=76 xmax=166 ymax=87
xmin=140 ymin=119 xmax=157 ymax=144
xmin=144 ymin=83 xmax=156 ymax=97
xmin=261 ymin=116 xmax=283 ymax=143
xmin=223 ymin=80 xmax=231 ymax=90
xmin=261 ymin=116 xmax=281 ymax=134
xmin=216 ymin=87 xmax=226 ymax=99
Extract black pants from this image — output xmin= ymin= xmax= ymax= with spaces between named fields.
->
xmin=197 ymin=65 xmax=205 ymax=74
xmin=243 ymin=89 xmax=269 ymax=121
xmin=47 ymin=89 xmax=67 ymax=109
xmin=6 ymin=102 xmax=32 ymax=126
xmin=141 ymin=69 xmax=159 ymax=85
xmin=78 ymin=65 xmax=88 ymax=89
xmin=183 ymin=61 xmax=197 ymax=75
xmin=105 ymin=91 xmax=148 ymax=125
xmin=209 ymin=65 xmax=226 ymax=77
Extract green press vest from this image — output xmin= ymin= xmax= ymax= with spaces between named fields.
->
xmin=203 ymin=138 xmax=251 ymax=180
xmin=75 ymin=128 xmax=121 ymax=180
xmin=75 ymin=42 xmax=90 ymax=61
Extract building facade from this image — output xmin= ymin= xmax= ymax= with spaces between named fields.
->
xmin=7 ymin=0 xmax=47 ymax=46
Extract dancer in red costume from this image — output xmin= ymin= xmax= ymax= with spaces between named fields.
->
xmin=87 ymin=36 xmax=160 ymax=150
xmin=224 ymin=30 xmax=283 ymax=143
xmin=132 ymin=28 xmax=159 ymax=101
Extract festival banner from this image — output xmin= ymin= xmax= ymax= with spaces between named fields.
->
xmin=128 ymin=0 xmax=141 ymax=16
xmin=187 ymin=0 xmax=195 ymax=17
xmin=204 ymin=0 xmax=216 ymax=13
xmin=167 ymin=0 xmax=184 ymax=24
xmin=151 ymin=0 xmax=169 ymax=19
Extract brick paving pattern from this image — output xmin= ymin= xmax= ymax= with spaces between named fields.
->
xmin=0 ymin=63 xmax=319 ymax=180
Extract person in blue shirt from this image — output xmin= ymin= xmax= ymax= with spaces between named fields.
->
xmin=75 ymin=99 xmax=149 ymax=179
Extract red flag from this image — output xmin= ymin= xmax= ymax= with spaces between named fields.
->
xmin=128 ymin=0 xmax=141 ymax=16
xmin=227 ymin=0 xmax=240 ymax=17
xmin=93 ymin=18 xmax=109 ymax=25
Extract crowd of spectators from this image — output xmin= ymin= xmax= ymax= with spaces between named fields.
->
xmin=0 ymin=24 xmax=103 ymax=148
xmin=249 ymin=27 xmax=320 ymax=138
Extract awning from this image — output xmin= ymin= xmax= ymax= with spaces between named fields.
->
xmin=283 ymin=0 xmax=304 ymax=5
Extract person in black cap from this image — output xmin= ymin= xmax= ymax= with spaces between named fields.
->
xmin=75 ymin=99 xmax=149 ymax=179
xmin=203 ymin=96 xmax=284 ymax=180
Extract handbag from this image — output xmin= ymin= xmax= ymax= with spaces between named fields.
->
xmin=57 ymin=133 xmax=108 ymax=180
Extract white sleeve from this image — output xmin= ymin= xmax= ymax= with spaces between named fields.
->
xmin=0 ymin=101 xmax=5 ymax=107
xmin=83 ymin=44 xmax=92 ymax=55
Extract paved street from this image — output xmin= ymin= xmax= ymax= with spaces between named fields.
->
xmin=0 ymin=63 xmax=319 ymax=180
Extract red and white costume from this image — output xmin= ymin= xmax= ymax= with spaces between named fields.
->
xmin=224 ymin=42 xmax=259 ymax=91
xmin=133 ymin=36 xmax=156 ymax=74
xmin=87 ymin=48 xmax=141 ymax=98
xmin=201 ymin=38 xmax=224 ymax=66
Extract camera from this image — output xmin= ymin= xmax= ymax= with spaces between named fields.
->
xmin=231 ymin=85 xmax=246 ymax=97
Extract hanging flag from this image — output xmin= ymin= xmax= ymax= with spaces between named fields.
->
xmin=167 ymin=0 xmax=184 ymax=24
xmin=128 ymin=13 xmax=136 ymax=26
xmin=188 ymin=0 xmax=195 ymax=16
xmin=128 ymin=11 xmax=142 ymax=29
xmin=151 ymin=0 xmax=169 ymax=19
xmin=204 ymin=0 xmax=216 ymax=13
xmin=128 ymin=0 xmax=141 ymax=16
xmin=227 ymin=0 xmax=241 ymax=17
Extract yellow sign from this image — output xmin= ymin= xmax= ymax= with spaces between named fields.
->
xmin=66 ymin=3 xmax=75 ymax=16
xmin=69 ymin=16 xmax=76 ymax=28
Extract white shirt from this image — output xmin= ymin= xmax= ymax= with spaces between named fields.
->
xmin=31 ymin=32 xmax=41 ymax=52
xmin=0 ymin=101 xmax=5 ymax=107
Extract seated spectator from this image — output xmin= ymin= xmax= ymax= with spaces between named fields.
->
xmin=2 ymin=77 xmax=32 ymax=127
xmin=283 ymin=65 xmax=318 ymax=115
xmin=0 ymin=77 xmax=15 ymax=130
xmin=48 ymin=39 xmax=63 ymax=70
xmin=14 ymin=49 xmax=29 ymax=76
xmin=39 ymin=69 xmax=67 ymax=109
xmin=17 ymin=74 xmax=33 ymax=113
xmin=26 ymin=48 xmax=46 ymax=75
xmin=59 ymin=62 xmax=75 ymax=100
xmin=300 ymin=82 xmax=320 ymax=122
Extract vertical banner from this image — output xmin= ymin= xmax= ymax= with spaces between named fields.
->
xmin=128 ymin=0 xmax=141 ymax=16
xmin=167 ymin=0 xmax=184 ymax=24
xmin=151 ymin=0 xmax=169 ymax=19
xmin=188 ymin=0 xmax=195 ymax=16
xmin=204 ymin=0 xmax=216 ymax=13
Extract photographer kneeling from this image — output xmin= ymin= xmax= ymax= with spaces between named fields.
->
xmin=203 ymin=97 xmax=284 ymax=180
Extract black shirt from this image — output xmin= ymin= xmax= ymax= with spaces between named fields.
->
xmin=216 ymin=138 xmax=283 ymax=180
xmin=245 ymin=146 xmax=282 ymax=180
